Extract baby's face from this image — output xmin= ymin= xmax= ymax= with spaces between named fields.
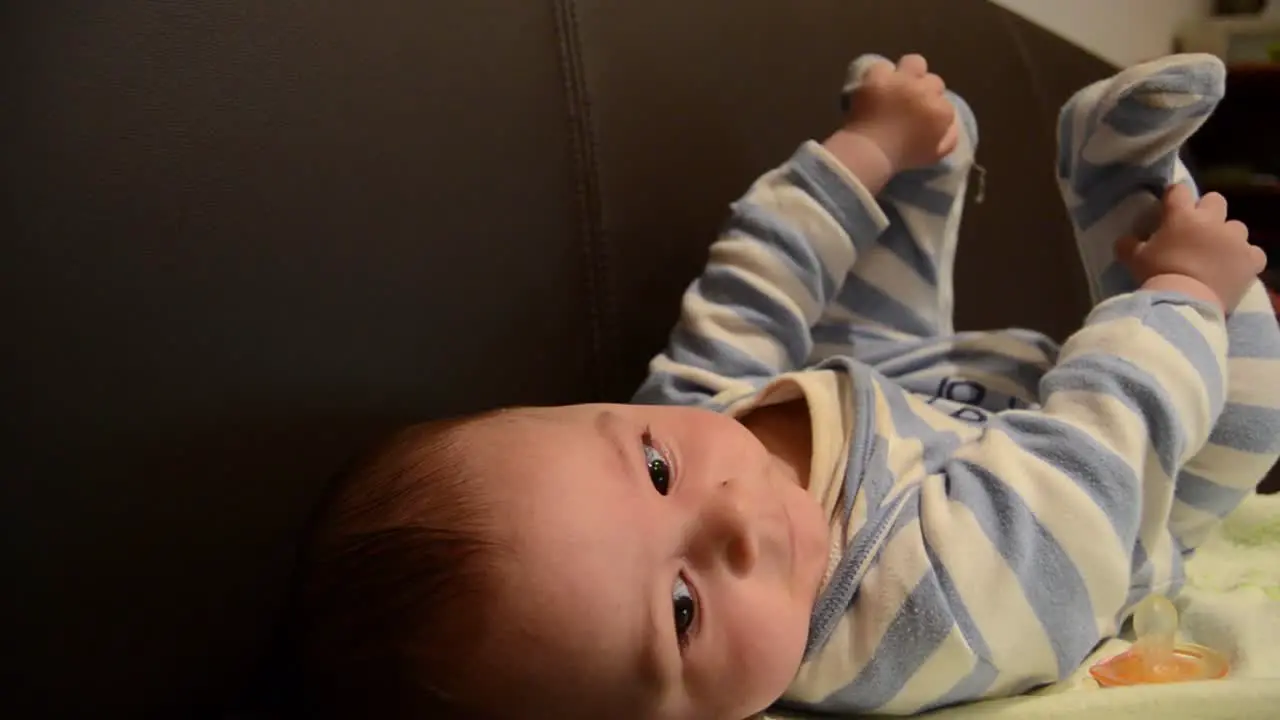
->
xmin=462 ymin=404 xmax=831 ymax=720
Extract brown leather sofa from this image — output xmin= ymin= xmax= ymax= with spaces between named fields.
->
xmin=3 ymin=1 xmax=1127 ymax=716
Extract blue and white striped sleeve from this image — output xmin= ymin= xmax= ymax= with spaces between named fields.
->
xmin=940 ymin=291 xmax=1228 ymax=692
xmin=795 ymin=290 xmax=1229 ymax=714
xmin=632 ymin=141 xmax=889 ymax=408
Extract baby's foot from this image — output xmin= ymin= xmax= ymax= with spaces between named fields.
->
xmin=1057 ymin=54 xmax=1225 ymax=302
xmin=834 ymin=54 xmax=979 ymax=337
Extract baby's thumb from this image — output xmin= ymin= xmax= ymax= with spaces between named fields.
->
xmin=937 ymin=120 xmax=960 ymax=157
xmin=1114 ymin=235 xmax=1144 ymax=265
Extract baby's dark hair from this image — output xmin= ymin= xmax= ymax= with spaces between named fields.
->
xmin=294 ymin=413 xmax=507 ymax=719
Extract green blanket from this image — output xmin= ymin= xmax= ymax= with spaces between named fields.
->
xmin=770 ymin=492 xmax=1280 ymax=719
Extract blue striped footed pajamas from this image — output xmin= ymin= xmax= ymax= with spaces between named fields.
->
xmin=632 ymin=54 xmax=1280 ymax=715
xmin=1056 ymin=53 xmax=1280 ymax=555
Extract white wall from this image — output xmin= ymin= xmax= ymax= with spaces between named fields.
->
xmin=990 ymin=0 xmax=1210 ymax=66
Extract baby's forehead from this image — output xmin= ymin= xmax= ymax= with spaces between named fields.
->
xmin=458 ymin=407 xmax=672 ymax=714
xmin=455 ymin=405 xmax=634 ymax=480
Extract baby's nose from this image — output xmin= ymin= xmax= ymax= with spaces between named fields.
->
xmin=699 ymin=478 xmax=759 ymax=576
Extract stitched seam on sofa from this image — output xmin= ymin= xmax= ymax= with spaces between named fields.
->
xmin=552 ymin=0 xmax=614 ymax=400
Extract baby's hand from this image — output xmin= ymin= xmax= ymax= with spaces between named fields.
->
xmin=1118 ymin=184 xmax=1267 ymax=312
xmin=844 ymin=54 xmax=959 ymax=172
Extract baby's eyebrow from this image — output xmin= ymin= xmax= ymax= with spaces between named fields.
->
xmin=595 ymin=409 xmax=634 ymax=486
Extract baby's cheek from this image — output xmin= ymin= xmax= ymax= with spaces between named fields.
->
xmin=717 ymin=589 xmax=811 ymax=708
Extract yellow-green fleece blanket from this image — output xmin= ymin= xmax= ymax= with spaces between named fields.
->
xmin=770 ymin=491 xmax=1280 ymax=720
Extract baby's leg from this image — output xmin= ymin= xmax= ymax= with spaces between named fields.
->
xmin=1056 ymin=54 xmax=1280 ymax=550
xmin=816 ymin=54 xmax=977 ymax=349
xmin=814 ymin=56 xmax=1056 ymax=413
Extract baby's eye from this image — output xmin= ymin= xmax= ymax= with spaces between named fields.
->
xmin=673 ymin=575 xmax=697 ymax=648
xmin=642 ymin=433 xmax=671 ymax=495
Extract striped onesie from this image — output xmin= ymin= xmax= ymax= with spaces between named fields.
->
xmin=632 ymin=54 xmax=1280 ymax=715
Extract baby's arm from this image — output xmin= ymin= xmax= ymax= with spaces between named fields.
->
xmin=634 ymin=56 xmax=957 ymax=407
xmin=804 ymin=188 xmax=1266 ymax=713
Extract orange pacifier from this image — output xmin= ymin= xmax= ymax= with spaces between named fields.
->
xmin=1089 ymin=595 xmax=1229 ymax=688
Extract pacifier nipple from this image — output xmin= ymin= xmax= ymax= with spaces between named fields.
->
xmin=1132 ymin=594 xmax=1179 ymax=678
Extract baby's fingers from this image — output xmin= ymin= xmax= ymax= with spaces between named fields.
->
xmin=1225 ymin=219 xmax=1249 ymax=243
xmin=1198 ymin=192 xmax=1228 ymax=223
xmin=1163 ymin=183 xmax=1196 ymax=213
xmin=863 ymin=59 xmax=895 ymax=84
xmin=1249 ymin=244 xmax=1269 ymax=275
xmin=919 ymin=72 xmax=946 ymax=95
xmin=897 ymin=54 xmax=928 ymax=76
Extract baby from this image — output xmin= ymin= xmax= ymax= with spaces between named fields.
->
xmin=294 ymin=53 xmax=1280 ymax=719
